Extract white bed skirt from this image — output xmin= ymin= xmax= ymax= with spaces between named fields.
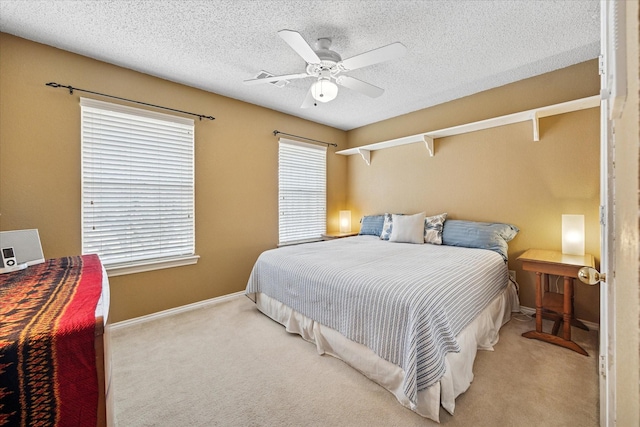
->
xmin=253 ymin=282 xmax=519 ymax=423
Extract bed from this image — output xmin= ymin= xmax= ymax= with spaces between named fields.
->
xmin=245 ymin=214 xmax=519 ymax=422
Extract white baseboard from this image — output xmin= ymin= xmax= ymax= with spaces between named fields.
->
xmin=110 ymin=291 xmax=246 ymax=331
xmin=519 ymin=306 xmax=599 ymax=331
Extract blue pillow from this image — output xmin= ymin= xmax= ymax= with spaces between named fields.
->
xmin=442 ymin=220 xmax=519 ymax=261
xmin=359 ymin=215 xmax=385 ymax=236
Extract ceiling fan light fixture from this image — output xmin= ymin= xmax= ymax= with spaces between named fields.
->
xmin=311 ymin=78 xmax=338 ymax=103
xmin=247 ymin=30 xmax=406 ymax=109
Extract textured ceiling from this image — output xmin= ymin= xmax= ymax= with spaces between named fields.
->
xmin=0 ymin=0 xmax=600 ymax=131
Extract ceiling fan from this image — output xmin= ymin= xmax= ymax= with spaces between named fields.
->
xmin=243 ymin=30 xmax=407 ymax=108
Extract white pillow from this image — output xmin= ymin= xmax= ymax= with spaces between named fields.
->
xmin=389 ymin=212 xmax=426 ymax=244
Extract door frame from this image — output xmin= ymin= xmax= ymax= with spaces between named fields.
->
xmin=598 ymin=0 xmax=625 ymax=425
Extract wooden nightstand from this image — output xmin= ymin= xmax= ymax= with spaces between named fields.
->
xmin=321 ymin=231 xmax=358 ymax=240
xmin=517 ymin=249 xmax=595 ymax=355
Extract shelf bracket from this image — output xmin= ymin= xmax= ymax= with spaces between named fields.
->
xmin=532 ymin=111 xmax=540 ymax=141
xmin=423 ymin=135 xmax=434 ymax=156
xmin=357 ymin=148 xmax=371 ymax=165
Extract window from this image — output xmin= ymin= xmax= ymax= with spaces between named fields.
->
xmin=278 ymin=138 xmax=327 ymax=245
xmin=80 ymin=98 xmax=197 ymax=276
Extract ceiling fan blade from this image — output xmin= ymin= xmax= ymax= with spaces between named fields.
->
xmin=336 ymin=75 xmax=384 ymax=98
xmin=340 ymin=42 xmax=407 ymax=71
xmin=278 ymin=30 xmax=321 ymax=64
xmin=243 ymin=73 xmax=310 ymax=85
xmin=300 ymin=87 xmax=316 ymax=109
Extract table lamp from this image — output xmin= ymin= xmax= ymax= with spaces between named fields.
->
xmin=562 ymin=214 xmax=585 ymax=256
xmin=340 ymin=210 xmax=352 ymax=233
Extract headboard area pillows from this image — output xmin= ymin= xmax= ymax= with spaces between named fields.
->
xmin=379 ymin=213 xmax=395 ymax=240
xmin=442 ymin=220 xmax=519 ymax=261
xmin=359 ymin=215 xmax=386 ymax=236
xmin=389 ymin=212 xmax=426 ymax=244
xmin=424 ymin=213 xmax=448 ymax=245
xmin=380 ymin=212 xmax=449 ymax=244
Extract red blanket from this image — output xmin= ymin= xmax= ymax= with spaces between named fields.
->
xmin=0 ymin=255 xmax=103 ymax=427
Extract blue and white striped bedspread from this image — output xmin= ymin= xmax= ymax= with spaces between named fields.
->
xmin=245 ymin=235 xmax=508 ymax=404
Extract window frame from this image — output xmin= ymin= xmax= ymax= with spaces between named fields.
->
xmin=278 ymin=138 xmax=327 ymax=246
xmin=80 ymin=97 xmax=198 ymax=276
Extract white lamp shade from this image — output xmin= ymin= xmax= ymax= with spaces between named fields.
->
xmin=311 ymin=79 xmax=338 ymax=103
xmin=562 ymin=214 xmax=585 ymax=256
xmin=339 ymin=210 xmax=351 ymax=233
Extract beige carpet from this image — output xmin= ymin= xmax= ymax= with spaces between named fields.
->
xmin=110 ymin=295 xmax=599 ymax=426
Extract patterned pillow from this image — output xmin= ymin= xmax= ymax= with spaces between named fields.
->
xmin=424 ymin=213 xmax=448 ymax=244
xmin=379 ymin=213 xmax=394 ymax=240
xmin=359 ymin=215 xmax=385 ymax=236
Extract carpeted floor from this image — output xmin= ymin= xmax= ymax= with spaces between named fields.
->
xmin=110 ymin=295 xmax=599 ymax=426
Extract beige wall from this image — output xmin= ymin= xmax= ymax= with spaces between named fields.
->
xmin=346 ymin=60 xmax=602 ymax=322
xmin=0 ymin=33 xmax=347 ymax=323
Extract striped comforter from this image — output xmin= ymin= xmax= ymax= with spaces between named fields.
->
xmin=245 ymin=236 xmax=508 ymax=404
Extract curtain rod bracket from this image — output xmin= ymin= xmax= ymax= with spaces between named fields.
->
xmin=45 ymin=82 xmax=214 ymax=121
xmin=273 ymin=130 xmax=337 ymax=148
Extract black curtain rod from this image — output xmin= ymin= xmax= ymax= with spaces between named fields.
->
xmin=45 ymin=82 xmax=215 ymax=121
xmin=273 ymin=130 xmax=337 ymax=148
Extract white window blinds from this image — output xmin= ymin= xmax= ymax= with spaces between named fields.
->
xmin=278 ymin=138 xmax=327 ymax=245
xmin=80 ymin=97 xmax=195 ymax=268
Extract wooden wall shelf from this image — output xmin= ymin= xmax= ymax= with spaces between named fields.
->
xmin=336 ymin=95 xmax=600 ymax=165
